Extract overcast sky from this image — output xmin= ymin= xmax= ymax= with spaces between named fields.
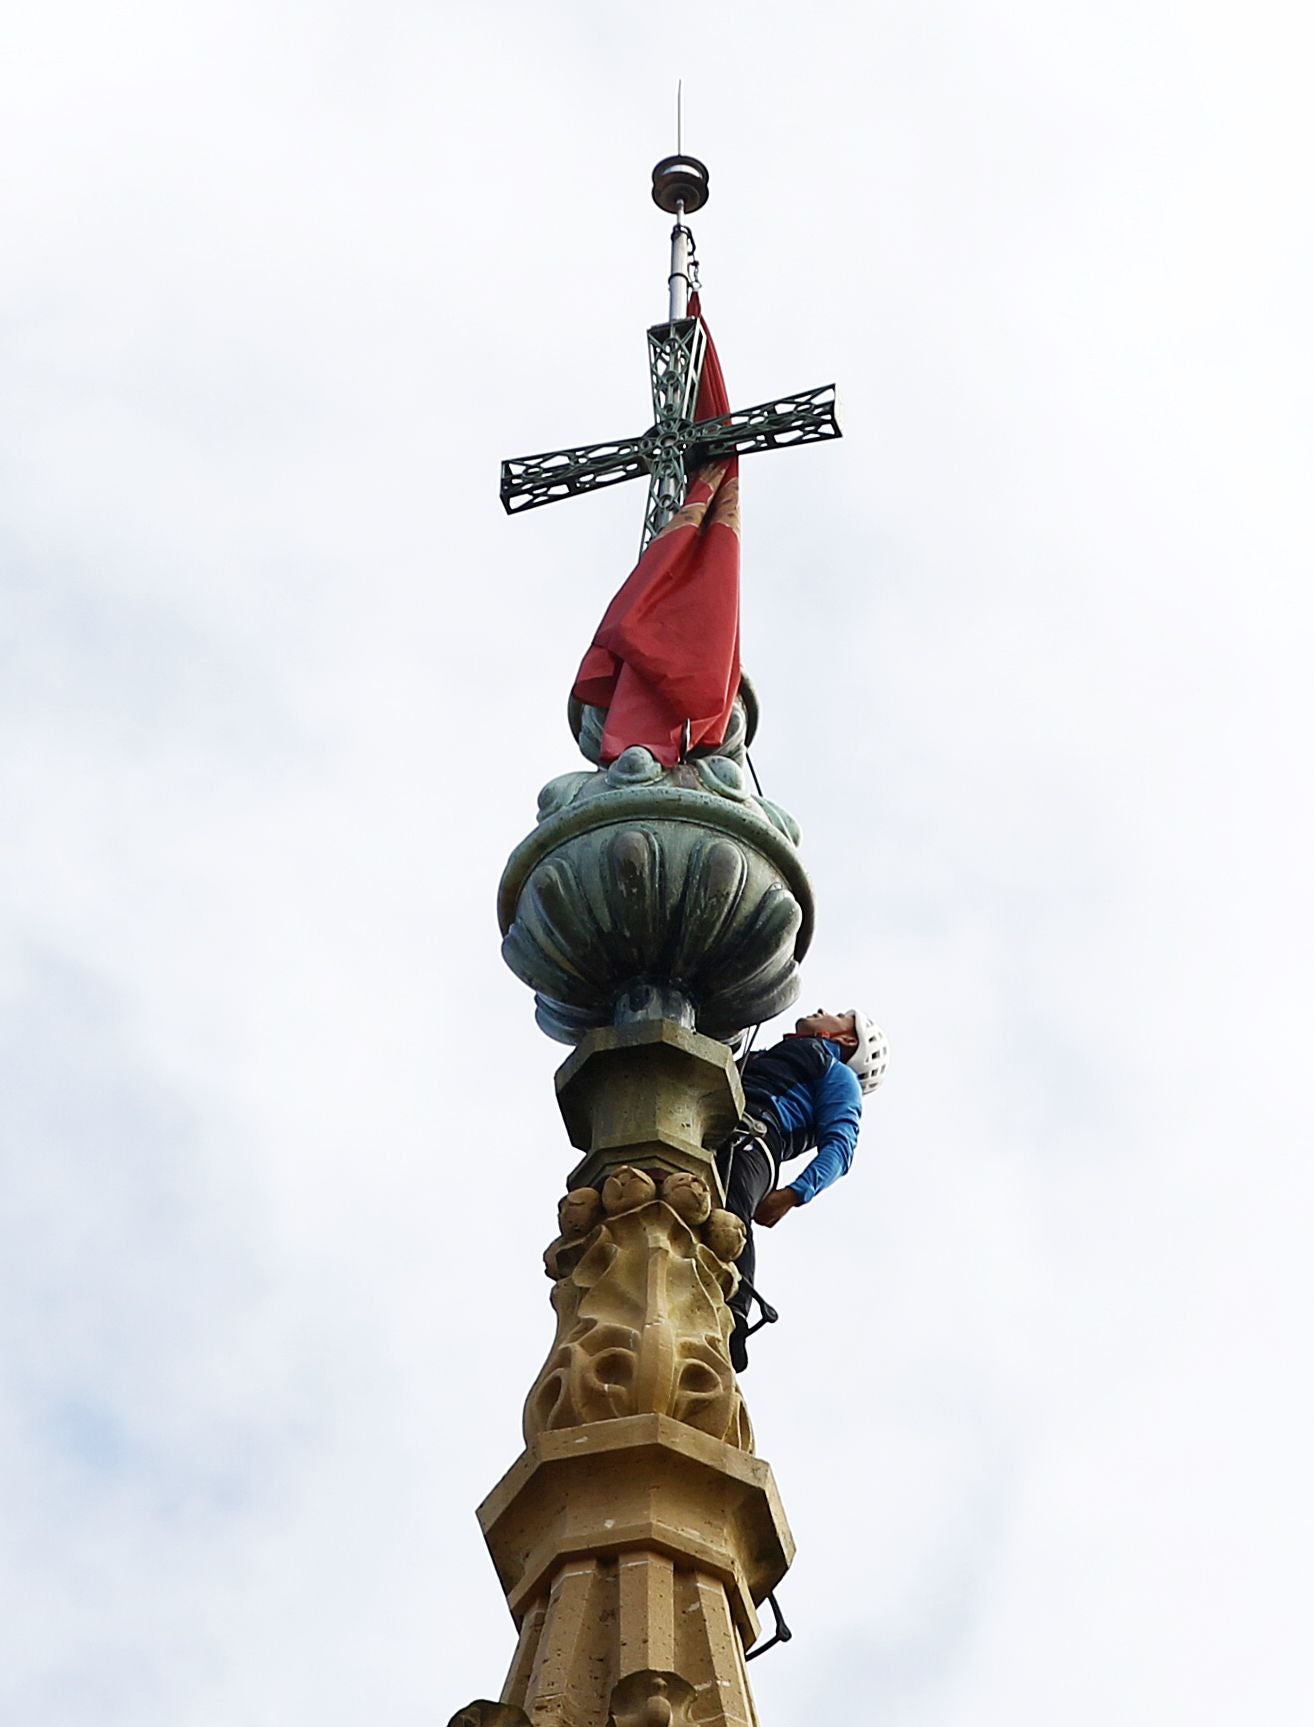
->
xmin=3 ymin=3 xmax=1312 ymax=1722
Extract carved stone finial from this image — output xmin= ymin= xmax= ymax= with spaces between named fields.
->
xmin=703 ymin=1207 xmax=748 ymax=1264
xmin=447 ymin=1703 xmax=529 ymax=1727
xmin=659 ymin=1170 xmax=712 ymax=1225
xmin=609 ymin=1671 xmax=696 ymax=1727
xmin=601 ymin=1165 xmax=658 ymax=1215
xmin=526 ymin=1198 xmax=750 ymax=1450
xmin=558 ymin=1186 xmax=603 ymax=1237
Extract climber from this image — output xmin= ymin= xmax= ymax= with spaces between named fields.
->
xmin=717 ymin=1008 xmax=888 ymax=1372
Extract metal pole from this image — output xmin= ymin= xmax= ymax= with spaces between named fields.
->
xmin=668 ymin=200 xmax=690 ymax=323
xmin=653 ymin=199 xmax=693 ymax=531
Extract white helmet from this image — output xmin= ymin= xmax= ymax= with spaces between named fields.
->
xmin=843 ymin=1010 xmax=888 ymax=1094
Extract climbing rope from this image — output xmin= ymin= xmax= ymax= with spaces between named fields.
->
xmin=745 ymin=1592 xmax=793 ymax=1661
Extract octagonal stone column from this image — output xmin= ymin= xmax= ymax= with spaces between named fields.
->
xmin=555 ymin=1019 xmax=743 ymax=1197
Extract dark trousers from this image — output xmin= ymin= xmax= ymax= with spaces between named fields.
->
xmin=715 ymin=1133 xmax=776 ymax=1368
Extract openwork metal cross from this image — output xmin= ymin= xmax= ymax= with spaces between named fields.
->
xmin=500 ymin=316 xmax=841 ymax=552
xmin=500 ymin=151 xmax=841 ymax=552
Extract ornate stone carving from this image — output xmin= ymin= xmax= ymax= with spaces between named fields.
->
xmin=703 ymin=1208 xmax=747 ymax=1264
xmin=609 ymin=1670 xmax=697 ymax=1727
xmin=446 ymin=1704 xmax=529 ymax=1727
xmin=602 ymin=1165 xmax=659 ymax=1214
xmin=526 ymin=1177 xmax=751 ymax=1452
xmin=558 ymin=1186 xmax=603 ymax=1238
xmin=659 ymin=1171 xmax=712 ymax=1226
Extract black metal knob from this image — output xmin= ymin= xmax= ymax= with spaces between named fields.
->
xmin=651 ymin=154 xmax=710 ymax=215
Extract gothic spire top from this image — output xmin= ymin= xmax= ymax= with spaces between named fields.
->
xmin=498 ymin=139 xmax=838 ymax=542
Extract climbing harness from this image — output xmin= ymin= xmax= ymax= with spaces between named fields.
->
xmin=719 ymin=1117 xmax=784 ymax=1341
xmin=723 ymin=1117 xmax=779 ymax=1190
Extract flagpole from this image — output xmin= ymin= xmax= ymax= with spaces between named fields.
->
xmin=651 ymin=152 xmax=709 ymax=322
xmin=649 ymin=153 xmax=710 ymax=529
xmin=669 ymin=209 xmax=690 ymax=323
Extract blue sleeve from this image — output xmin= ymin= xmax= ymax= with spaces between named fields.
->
xmin=786 ymin=1060 xmax=862 ymax=1204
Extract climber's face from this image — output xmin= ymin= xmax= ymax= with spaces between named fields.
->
xmin=793 ymin=1010 xmax=858 ymax=1047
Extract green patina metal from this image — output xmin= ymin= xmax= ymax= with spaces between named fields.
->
xmin=499 ymin=327 xmax=841 ymax=553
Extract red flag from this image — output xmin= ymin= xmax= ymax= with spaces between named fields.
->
xmin=572 ymin=295 xmax=740 ymax=767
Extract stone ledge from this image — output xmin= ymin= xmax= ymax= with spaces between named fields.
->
xmin=477 ymin=1413 xmax=793 ymax=1643
xmin=556 ymin=1021 xmax=744 ymax=1195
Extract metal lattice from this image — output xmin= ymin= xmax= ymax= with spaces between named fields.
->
xmin=499 ymin=436 xmax=651 ymax=514
xmin=641 ymin=317 xmax=707 ymax=549
xmin=500 ymin=325 xmax=841 ymax=547
xmin=692 ymin=384 xmax=840 ymax=461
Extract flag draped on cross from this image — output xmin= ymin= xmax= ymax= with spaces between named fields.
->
xmin=572 ymin=295 xmax=741 ymax=768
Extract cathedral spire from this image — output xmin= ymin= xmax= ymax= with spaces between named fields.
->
xmin=450 ymin=143 xmax=845 ymax=1727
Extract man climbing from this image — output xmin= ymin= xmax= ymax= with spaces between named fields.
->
xmin=718 ymin=1009 xmax=888 ymax=1371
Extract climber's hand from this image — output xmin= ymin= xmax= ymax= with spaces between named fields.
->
xmin=754 ymin=1189 xmax=800 ymax=1229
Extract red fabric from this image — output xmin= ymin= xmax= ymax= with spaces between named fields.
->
xmin=572 ymin=294 xmax=740 ymax=767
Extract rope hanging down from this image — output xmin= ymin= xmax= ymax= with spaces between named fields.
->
xmin=745 ymin=1591 xmax=793 ymax=1661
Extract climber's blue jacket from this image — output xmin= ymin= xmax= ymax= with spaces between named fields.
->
xmin=740 ymin=1036 xmax=863 ymax=1204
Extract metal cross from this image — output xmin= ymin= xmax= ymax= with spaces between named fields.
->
xmin=499 ymin=154 xmax=841 ymax=554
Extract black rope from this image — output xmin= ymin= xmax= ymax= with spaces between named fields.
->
xmin=735 ymin=1021 xmax=761 ymax=1076
xmin=737 ymin=1273 xmax=779 ymax=1337
xmin=745 ymin=1592 xmax=793 ymax=1662
xmin=746 ymin=748 xmax=764 ymax=796
xmin=720 ymin=1025 xmax=761 ymax=1201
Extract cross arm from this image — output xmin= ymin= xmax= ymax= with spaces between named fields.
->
xmin=500 ymin=432 xmax=653 ymax=515
xmin=690 ymin=384 xmax=841 ymax=462
xmin=499 ymin=384 xmax=842 ymax=518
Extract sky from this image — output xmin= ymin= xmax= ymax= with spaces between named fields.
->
xmin=2 ymin=2 xmax=1312 ymax=1722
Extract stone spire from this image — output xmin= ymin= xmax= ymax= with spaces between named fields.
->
xmin=450 ymin=149 xmax=841 ymax=1727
